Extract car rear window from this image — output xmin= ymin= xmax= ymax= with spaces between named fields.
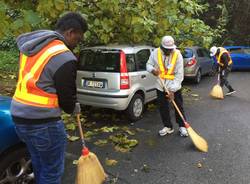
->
xmin=78 ymin=50 xmax=120 ymax=72
xmin=182 ymin=48 xmax=193 ymax=58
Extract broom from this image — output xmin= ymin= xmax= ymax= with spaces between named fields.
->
xmin=210 ymin=68 xmax=224 ymax=99
xmin=75 ymin=103 xmax=107 ymax=184
xmin=158 ymin=78 xmax=208 ymax=153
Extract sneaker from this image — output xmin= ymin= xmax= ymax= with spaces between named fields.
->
xmin=179 ymin=127 xmax=188 ymax=137
xmin=159 ymin=127 xmax=174 ymax=136
xmin=225 ymin=90 xmax=236 ymax=96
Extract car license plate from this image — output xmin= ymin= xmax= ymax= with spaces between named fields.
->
xmin=84 ymin=80 xmax=104 ymax=88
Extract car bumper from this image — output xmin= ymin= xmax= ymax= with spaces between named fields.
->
xmin=184 ymin=67 xmax=197 ymax=78
xmin=77 ymin=90 xmax=131 ymax=110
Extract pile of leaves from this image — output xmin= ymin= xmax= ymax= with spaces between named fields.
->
xmin=62 ymin=113 xmax=140 ymax=153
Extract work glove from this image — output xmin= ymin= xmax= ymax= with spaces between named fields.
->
xmin=73 ymin=102 xmax=81 ymax=115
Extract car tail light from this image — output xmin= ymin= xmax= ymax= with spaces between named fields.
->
xmin=186 ymin=57 xmax=197 ymax=67
xmin=120 ymin=51 xmax=130 ymax=89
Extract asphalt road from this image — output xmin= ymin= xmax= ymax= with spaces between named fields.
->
xmin=62 ymin=71 xmax=250 ymax=184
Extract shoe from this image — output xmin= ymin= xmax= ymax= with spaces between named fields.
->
xmin=179 ymin=127 xmax=188 ymax=137
xmin=159 ymin=127 xmax=174 ymax=136
xmin=225 ymin=90 xmax=236 ymax=96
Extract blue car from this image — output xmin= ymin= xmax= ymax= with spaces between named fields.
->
xmin=224 ymin=46 xmax=250 ymax=70
xmin=0 ymin=96 xmax=34 ymax=183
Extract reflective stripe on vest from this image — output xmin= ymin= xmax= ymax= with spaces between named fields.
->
xmin=216 ymin=47 xmax=233 ymax=66
xmin=157 ymin=48 xmax=178 ymax=80
xmin=13 ymin=40 xmax=69 ymax=108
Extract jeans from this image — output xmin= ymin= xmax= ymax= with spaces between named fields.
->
xmin=15 ymin=120 xmax=67 ymax=184
xmin=157 ymin=89 xmax=186 ymax=128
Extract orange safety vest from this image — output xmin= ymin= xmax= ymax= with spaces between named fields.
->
xmin=216 ymin=47 xmax=233 ymax=66
xmin=13 ymin=40 xmax=69 ymax=108
xmin=157 ymin=48 xmax=178 ymax=80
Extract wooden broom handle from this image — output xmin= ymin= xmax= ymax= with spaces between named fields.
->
xmin=158 ymin=77 xmax=186 ymax=123
xmin=76 ymin=114 xmax=86 ymax=147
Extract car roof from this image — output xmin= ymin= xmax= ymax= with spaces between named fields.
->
xmin=82 ymin=45 xmax=155 ymax=54
xmin=224 ymin=46 xmax=250 ymax=49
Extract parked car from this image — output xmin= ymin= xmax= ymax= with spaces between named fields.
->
xmin=76 ymin=45 xmax=157 ymax=121
xmin=0 ymin=96 xmax=34 ymax=183
xmin=224 ymin=46 xmax=250 ymax=70
xmin=182 ymin=46 xmax=216 ymax=83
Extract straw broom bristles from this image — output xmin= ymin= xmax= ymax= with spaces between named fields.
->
xmin=185 ymin=122 xmax=208 ymax=152
xmin=210 ymin=70 xmax=224 ymax=99
xmin=75 ymin=110 xmax=107 ymax=184
xmin=210 ymin=84 xmax=224 ymax=99
xmin=76 ymin=149 xmax=107 ymax=184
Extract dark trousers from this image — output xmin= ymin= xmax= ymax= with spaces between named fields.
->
xmin=157 ymin=89 xmax=186 ymax=128
xmin=220 ymin=66 xmax=234 ymax=91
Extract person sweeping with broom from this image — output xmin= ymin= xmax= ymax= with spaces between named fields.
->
xmin=210 ymin=46 xmax=236 ymax=96
xmin=11 ymin=12 xmax=88 ymax=184
xmin=146 ymin=36 xmax=188 ymax=137
xmin=146 ymin=36 xmax=208 ymax=152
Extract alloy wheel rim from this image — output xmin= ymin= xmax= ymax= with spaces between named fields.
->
xmin=133 ymin=98 xmax=143 ymax=117
xmin=0 ymin=158 xmax=34 ymax=183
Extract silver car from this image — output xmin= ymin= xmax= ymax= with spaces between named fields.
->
xmin=182 ymin=46 xmax=215 ymax=83
xmin=76 ymin=45 xmax=157 ymax=121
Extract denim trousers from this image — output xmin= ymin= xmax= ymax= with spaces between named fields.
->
xmin=15 ymin=120 xmax=67 ymax=184
xmin=157 ymin=89 xmax=186 ymax=128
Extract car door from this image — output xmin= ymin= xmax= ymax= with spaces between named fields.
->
xmin=228 ymin=48 xmax=244 ymax=69
xmin=201 ymin=48 xmax=213 ymax=73
xmin=242 ymin=48 xmax=250 ymax=68
xmin=135 ymin=49 xmax=156 ymax=103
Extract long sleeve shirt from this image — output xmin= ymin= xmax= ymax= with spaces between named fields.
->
xmin=146 ymin=48 xmax=184 ymax=92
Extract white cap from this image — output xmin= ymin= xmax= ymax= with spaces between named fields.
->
xmin=210 ymin=46 xmax=218 ymax=56
xmin=161 ymin=36 xmax=176 ymax=49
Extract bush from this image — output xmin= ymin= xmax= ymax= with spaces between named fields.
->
xmin=0 ymin=50 xmax=19 ymax=72
xmin=0 ymin=37 xmax=17 ymax=51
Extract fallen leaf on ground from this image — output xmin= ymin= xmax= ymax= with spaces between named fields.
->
xmin=105 ymin=158 xmax=118 ymax=166
xmin=65 ymin=123 xmax=76 ymax=131
xmin=141 ymin=164 xmax=150 ymax=173
xmin=73 ymin=160 xmax=78 ymax=165
xmin=94 ymin=139 xmax=108 ymax=146
xmin=197 ymin=162 xmax=202 ymax=168
xmin=67 ymin=135 xmax=80 ymax=142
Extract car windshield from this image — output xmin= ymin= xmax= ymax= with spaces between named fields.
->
xmin=78 ymin=50 xmax=120 ymax=72
xmin=182 ymin=48 xmax=193 ymax=58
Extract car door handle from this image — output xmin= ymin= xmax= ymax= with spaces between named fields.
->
xmin=141 ymin=75 xmax=146 ymax=79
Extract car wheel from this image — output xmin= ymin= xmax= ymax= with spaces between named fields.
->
xmin=0 ymin=146 xmax=34 ymax=184
xmin=126 ymin=94 xmax=144 ymax=121
xmin=194 ymin=69 xmax=201 ymax=84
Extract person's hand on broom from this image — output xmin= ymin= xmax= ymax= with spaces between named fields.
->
xmin=166 ymin=91 xmax=175 ymax=101
xmin=73 ymin=102 xmax=81 ymax=115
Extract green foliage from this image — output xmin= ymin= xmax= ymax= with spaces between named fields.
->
xmin=0 ymin=50 xmax=19 ymax=72
xmin=0 ymin=36 xmax=16 ymax=50
xmin=0 ymin=0 xmax=221 ymax=48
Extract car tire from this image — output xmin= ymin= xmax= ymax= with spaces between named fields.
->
xmin=126 ymin=94 xmax=144 ymax=121
xmin=0 ymin=146 xmax=34 ymax=184
xmin=194 ymin=69 xmax=201 ymax=84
